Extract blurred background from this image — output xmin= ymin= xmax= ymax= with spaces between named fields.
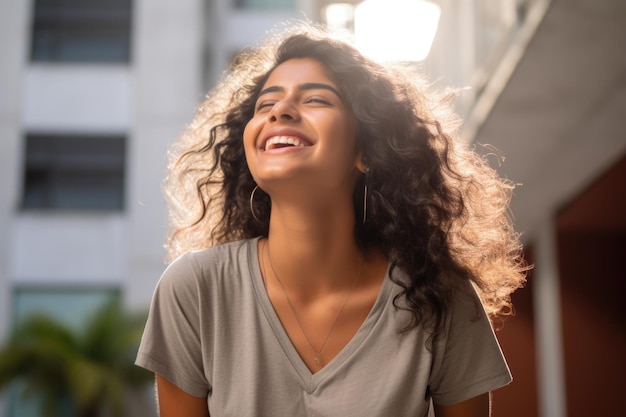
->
xmin=0 ymin=0 xmax=623 ymax=416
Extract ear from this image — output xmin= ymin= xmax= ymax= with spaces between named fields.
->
xmin=355 ymin=152 xmax=367 ymax=174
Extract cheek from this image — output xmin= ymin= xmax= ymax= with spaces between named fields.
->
xmin=332 ymin=118 xmax=358 ymax=155
xmin=243 ymin=119 xmax=258 ymax=153
xmin=243 ymin=118 xmax=263 ymax=178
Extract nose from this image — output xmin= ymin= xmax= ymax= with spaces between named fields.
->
xmin=268 ymin=98 xmax=300 ymax=122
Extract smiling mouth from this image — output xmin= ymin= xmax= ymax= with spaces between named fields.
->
xmin=264 ymin=136 xmax=309 ymax=151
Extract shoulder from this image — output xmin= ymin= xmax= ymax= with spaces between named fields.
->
xmin=429 ymin=281 xmax=512 ymax=404
xmin=447 ymin=281 xmax=491 ymax=332
xmin=183 ymin=238 xmax=255 ymax=270
xmin=158 ymin=238 xmax=258 ymax=298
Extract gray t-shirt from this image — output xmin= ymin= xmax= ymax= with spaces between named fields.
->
xmin=136 ymin=237 xmax=511 ymax=416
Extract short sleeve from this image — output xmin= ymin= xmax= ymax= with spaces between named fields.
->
xmin=135 ymin=253 xmax=211 ymax=397
xmin=428 ymin=283 xmax=512 ymax=406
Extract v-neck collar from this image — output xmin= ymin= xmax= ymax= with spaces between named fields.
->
xmin=247 ymin=237 xmax=393 ymax=393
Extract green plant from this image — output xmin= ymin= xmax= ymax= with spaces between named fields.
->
xmin=0 ymin=301 xmax=153 ymax=417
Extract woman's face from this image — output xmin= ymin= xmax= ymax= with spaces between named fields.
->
xmin=243 ymin=58 xmax=363 ymax=193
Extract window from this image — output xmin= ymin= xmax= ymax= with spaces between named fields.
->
xmin=233 ymin=0 xmax=295 ymax=10
xmin=22 ymin=134 xmax=126 ymax=211
xmin=31 ymin=0 xmax=132 ymax=63
xmin=13 ymin=287 xmax=120 ymax=331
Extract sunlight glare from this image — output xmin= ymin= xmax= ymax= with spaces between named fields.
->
xmin=354 ymin=0 xmax=441 ymax=62
xmin=323 ymin=3 xmax=355 ymax=30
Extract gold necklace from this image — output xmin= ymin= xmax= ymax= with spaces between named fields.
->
xmin=264 ymin=240 xmax=364 ymax=368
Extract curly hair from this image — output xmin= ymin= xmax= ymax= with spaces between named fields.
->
xmin=164 ymin=22 xmax=527 ymax=337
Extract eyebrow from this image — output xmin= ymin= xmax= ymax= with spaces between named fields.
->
xmin=257 ymin=83 xmax=343 ymax=100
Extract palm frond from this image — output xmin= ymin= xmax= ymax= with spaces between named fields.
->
xmin=0 ymin=302 xmax=152 ymax=417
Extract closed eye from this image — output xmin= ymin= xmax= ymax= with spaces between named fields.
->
xmin=304 ymin=97 xmax=331 ymax=106
xmin=255 ymin=101 xmax=276 ymax=113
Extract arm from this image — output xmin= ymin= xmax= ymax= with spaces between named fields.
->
xmin=433 ymin=392 xmax=491 ymax=417
xmin=156 ymin=374 xmax=210 ymax=417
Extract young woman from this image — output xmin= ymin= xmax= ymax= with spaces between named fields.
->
xmin=136 ymin=23 xmax=527 ymax=417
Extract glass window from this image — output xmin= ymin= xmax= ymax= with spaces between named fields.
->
xmin=21 ymin=134 xmax=126 ymax=211
xmin=31 ymin=0 xmax=132 ymax=63
xmin=233 ymin=0 xmax=295 ymax=11
xmin=13 ymin=287 xmax=120 ymax=333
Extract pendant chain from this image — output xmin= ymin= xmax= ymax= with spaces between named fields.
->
xmin=264 ymin=240 xmax=364 ymax=368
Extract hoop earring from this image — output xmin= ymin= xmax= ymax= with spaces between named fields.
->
xmin=250 ymin=186 xmax=262 ymax=223
xmin=362 ymin=184 xmax=368 ymax=225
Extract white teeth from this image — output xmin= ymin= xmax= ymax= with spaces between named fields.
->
xmin=264 ymin=136 xmax=306 ymax=151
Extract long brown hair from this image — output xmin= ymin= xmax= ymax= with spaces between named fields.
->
xmin=164 ymin=23 xmax=527 ymax=337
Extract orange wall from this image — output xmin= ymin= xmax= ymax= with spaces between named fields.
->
xmin=492 ymin=255 xmax=539 ymax=417
xmin=556 ymin=155 xmax=626 ymax=416
xmin=557 ymin=233 xmax=625 ymax=416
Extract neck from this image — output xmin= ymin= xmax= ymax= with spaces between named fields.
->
xmin=264 ymin=197 xmax=364 ymax=296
